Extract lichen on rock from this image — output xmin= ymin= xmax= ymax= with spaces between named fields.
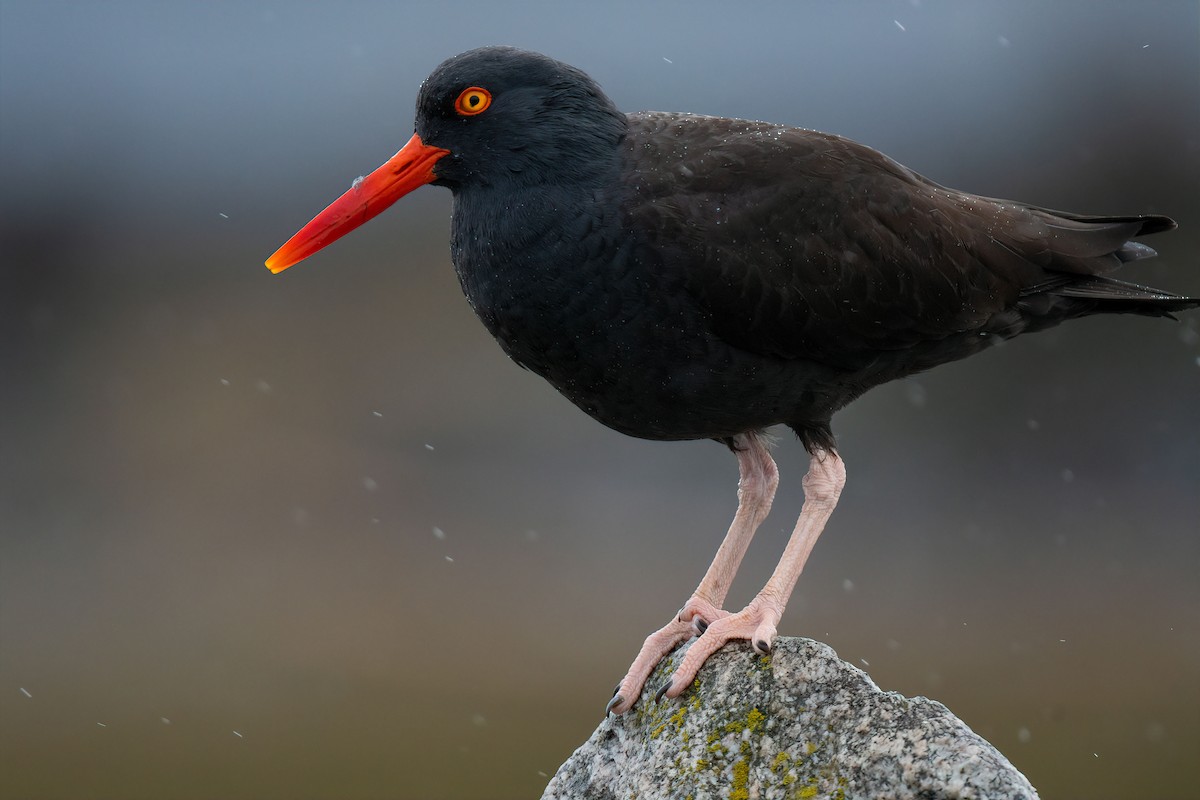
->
xmin=541 ymin=637 xmax=1038 ymax=800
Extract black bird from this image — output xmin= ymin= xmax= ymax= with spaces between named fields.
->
xmin=266 ymin=47 xmax=1197 ymax=715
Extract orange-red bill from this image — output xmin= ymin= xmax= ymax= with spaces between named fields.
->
xmin=265 ymin=132 xmax=450 ymax=274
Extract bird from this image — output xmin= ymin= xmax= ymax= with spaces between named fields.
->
xmin=265 ymin=46 xmax=1197 ymax=716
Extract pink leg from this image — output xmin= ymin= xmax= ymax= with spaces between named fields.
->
xmin=657 ymin=448 xmax=846 ymax=701
xmin=607 ymin=433 xmax=778 ymax=715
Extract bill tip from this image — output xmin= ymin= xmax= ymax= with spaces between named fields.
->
xmin=264 ymin=252 xmax=293 ymax=274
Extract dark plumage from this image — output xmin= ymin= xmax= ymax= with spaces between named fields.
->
xmin=266 ymin=46 xmax=1197 ymax=713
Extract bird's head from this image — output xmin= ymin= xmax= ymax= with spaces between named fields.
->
xmin=265 ymin=47 xmax=625 ymax=274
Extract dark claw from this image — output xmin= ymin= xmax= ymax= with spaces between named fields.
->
xmin=605 ymin=694 xmax=624 ymax=716
xmin=612 ymin=682 xmax=622 ymax=698
xmin=696 ymin=619 xmax=708 ymax=634
xmin=755 ymin=639 xmax=772 ymax=654
xmin=654 ymin=679 xmax=673 ymax=703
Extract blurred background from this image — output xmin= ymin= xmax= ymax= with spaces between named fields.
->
xmin=1 ymin=2 xmax=1197 ymax=798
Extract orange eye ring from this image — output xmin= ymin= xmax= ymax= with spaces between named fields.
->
xmin=454 ymin=87 xmax=492 ymax=116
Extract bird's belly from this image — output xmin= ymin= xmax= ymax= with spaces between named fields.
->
xmin=499 ymin=321 xmax=844 ymax=441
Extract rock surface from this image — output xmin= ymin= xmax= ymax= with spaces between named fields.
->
xmin=541 ymin=637 xmax=1038 ymax=800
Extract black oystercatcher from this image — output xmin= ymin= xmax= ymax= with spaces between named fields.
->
xmin=266 ymin=47 xmax=1198 ymax=714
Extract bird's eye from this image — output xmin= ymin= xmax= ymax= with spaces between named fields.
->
xmin=454 ymin=87 xmax=492 ymax=116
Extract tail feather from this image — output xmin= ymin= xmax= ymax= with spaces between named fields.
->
xmin=1004 ymin=204 xmax=1196 ymax=318
xmin=1016 ymin=207 xmax=1178 ymax=275
xmin=1021 ymin=273 xmax=1199 ymax=319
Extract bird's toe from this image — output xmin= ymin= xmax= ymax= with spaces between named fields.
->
xmin=677 ymin=596 xmax=728 ymax=634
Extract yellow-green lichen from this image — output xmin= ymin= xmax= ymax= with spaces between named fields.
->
xmin=721 ymin=706 xmax=766 ymax=737
xmin=729 ymin=761 xmax=750 ymax=800
xmin=706 ymin=740 xmax=730 ymax=760
xmin=650 ymin=698 xmax=693 ymax=741
xmin=729 ymin=740 xmax=752 ymax=800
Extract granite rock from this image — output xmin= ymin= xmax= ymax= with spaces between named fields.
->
xmin=541 ymin=637 xmax=1038 ymax=800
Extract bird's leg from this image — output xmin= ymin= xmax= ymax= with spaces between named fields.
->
xmin=656 ymin=448 xmax=845 ymax=702
xmin=607 ymin=433 xmax=778 ymax=715
xmin=679 ymin=433 xmax=779 ymax=626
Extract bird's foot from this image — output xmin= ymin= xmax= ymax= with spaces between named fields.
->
xmin=676 ymin=596 xmax=729 ymax=633
xmin=606 ymin=596 xmax=728 ymax=715
xmin=619 ymin=597 xmax=781 ymax=712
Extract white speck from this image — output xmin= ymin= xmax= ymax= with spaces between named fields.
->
xmin=372 ymin=410 xmax=383 ymax=417
xmin=894 ymin=19 xmax=906 ymax=31
xmin=842 ymin=578 xmax=855 ymax=592
xmin=363 ymin=477 xmax=378 ymax=491
xmin=537 ymin=771 xmax=549 ymax=778
xmin=662 ymin=56 xmax=673 ymax=64
xmin=1142 ymin=44 xmax=1150 ymax=49
xmin=97 ymin=722 xmax=107 ymax=727
xmin=433 ymin=527 xmax=446 ymax=540
xmin=444 ymin=555 xmax=454 ymax=563
xmin=1026 ymin=419 xmax=1039 ymax=431
xmin=1017 ymin=727 xmax=1031 ymax=743
xmin=904 ymin=380 xmax=927 ymax=408
xmin=161 ymin=717 xmax=171 ymax=724
xmin=997 ymin=35 xmax=1010 ymax=47
xmin=218 ymin=212 xmax=229 ymax=219
xmin=19 ymin=687 xmax=31 ymax=698
xmin=859 ymin=658 xmax=870 ymax=667
xmin=219 ymin=378 xmax=231 ymax=386
xmin=233 ymin=730 xmax=244 ymax=738
xmin=424 ymin=443 xmax=435 ymax=451
xmin=1093 ymin=752 xmax=1099 ymax=758
xmin=256 ymin=379 xmax=271 ymax=393
xmin=351 ymin=176 xmax=365 ymax=190
xmin=1061 ymin=468 xmax=1075 ymax=483
xmin=1059 ymin=638 xmax=1067 ymax=643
